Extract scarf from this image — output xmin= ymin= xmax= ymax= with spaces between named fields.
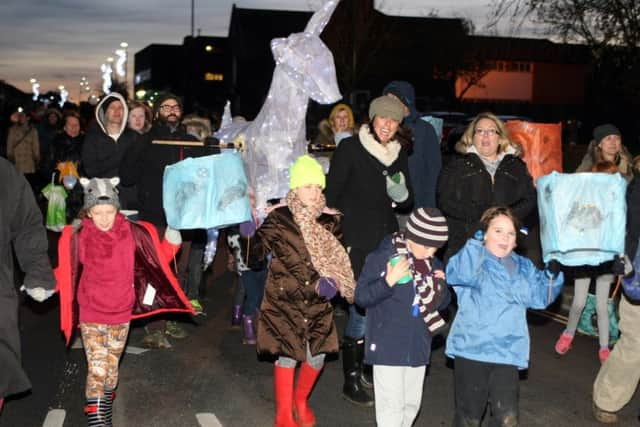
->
xmin=358 ymin=124 xmax=401 ymax=167
xmin=286 ymin=191 xmax=356 ymax=303
xmin=391 ymin=232 xmax=445 ymax=333
xmin=467 ymin=144 xmax=517 ymax=178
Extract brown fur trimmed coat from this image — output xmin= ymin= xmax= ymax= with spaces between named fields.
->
xmin=247 ymin=206 xmax=340 ymax=360
xmin=575 ymin=139 xmax=633 ymax=181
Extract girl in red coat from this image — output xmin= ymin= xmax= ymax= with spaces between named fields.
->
xmin=55 ymin=177 xmax=193 ymax=426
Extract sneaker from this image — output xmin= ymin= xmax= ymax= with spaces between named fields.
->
xmin=599 ymin=348 xmax=611 ymax=364
xmin=592 ymin=401 xmax=618 ymax=423
xmin=142 ymin=330 xmax=172 ymax=349
xmin=165 ymin=321 xmax=188 ymax=339
xmin=190 ymin=299 xmax=204 ymax=314
xmin=555 ymin=332 xmax=574 ymax=355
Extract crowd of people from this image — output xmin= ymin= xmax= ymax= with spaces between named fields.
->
xmin=1 ymin=78 xmax=640 ymax=427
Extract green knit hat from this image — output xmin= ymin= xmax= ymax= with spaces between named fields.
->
xmin=289 ymin=155 xmax=326 ymax=190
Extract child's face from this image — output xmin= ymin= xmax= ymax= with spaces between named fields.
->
xmin=406 ymin=239 xmax=437 ymax=260
xmin=88 ymin=204 xmax=118 ymax=232
xmin=295 ymin=184 xmax=322 ymax=207
xmin=484 ymin=214 xmax=517 ymax=258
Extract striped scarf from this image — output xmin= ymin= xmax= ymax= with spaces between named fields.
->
xmin=391 ymin=232 xmax=446 ymax=333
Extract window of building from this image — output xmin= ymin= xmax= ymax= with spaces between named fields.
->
xmin=204 ymin=72 xmax=224 ymax=81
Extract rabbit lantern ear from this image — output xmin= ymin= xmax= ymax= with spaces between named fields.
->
xmin=304 ymin=0 xmax=340 ymax=36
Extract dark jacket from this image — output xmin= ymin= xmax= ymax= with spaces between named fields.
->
xmin=0 ymin=158 xmax=55 ymax=397
xmin=119 ymin=121 xmax=200 ymax=226
xmin=82 ymin=93 xmax=136 ymax=178
xmin=55 ymin=219 xmax=194 ymax=345
xmin=246 ymin=207 xmax=340 ymax=360
xmin=49 ymin=131 xmax=85 ymax=174
xmin=438 ymin=150 xmax=536 ymax=261
xmin=326 ymin=128 xmax=413 ymax=277
xmin=383 ymin=81 xmax=441 ymax=208
xmin=356 ymin=235 xmax=449 ymax=366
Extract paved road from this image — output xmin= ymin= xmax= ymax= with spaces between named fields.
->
xmin=2 ymin=269 xmax=640 ymax=426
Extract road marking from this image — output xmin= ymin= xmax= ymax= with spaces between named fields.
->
xmin=42 ymin=409 xmax=66 ymax=427
xmin=196 ymin=413 xmax=223 ymax=427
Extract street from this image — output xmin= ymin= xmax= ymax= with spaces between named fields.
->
xmin=2 ymin=269 xmax=640 ymax=427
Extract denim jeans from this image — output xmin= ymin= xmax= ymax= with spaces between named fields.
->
xmin=241 ymin=268 xmax=267 ymax=315
xmin=344 ymin=303 xmax=366 ymax=339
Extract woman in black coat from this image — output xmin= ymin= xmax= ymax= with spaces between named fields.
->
xmin=438 ymin=112 xmax=537 ymax=262
xmin=326 ymin=95 xmax=413 ymax=407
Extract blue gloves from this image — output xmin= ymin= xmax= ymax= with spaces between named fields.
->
xmin=239 ymin=220 xmax=257 ymax=238
xmin=316 ymin=277 xmax=337 ymax=300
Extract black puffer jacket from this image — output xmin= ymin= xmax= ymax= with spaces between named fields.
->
xmin=438 ymin=151 xmax=536 ymax=261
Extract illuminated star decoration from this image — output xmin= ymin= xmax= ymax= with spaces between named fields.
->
xmin=101 ymin=63 xmax=112 ymax=94
xmin=214 ymin=0 xmax=341 ymax=209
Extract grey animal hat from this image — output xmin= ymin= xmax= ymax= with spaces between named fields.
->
xmin=405 ymin=207 xmax=448 ymax=248
xmin=80 ymin=177 xmax=120 ymax=210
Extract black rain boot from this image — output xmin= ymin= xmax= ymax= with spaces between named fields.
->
xmin=103 ymin=390 xmax=115 ymax=427
xmin=342 ymin=337 xmax=374 ymax=407
xmin=355 ymin=339 xmax=373 ymax=390
xmin=85 ymin=397 xmax=107 ymax=427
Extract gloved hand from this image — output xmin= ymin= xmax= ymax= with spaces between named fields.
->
xmin=612 ymin=254 xmax=629 ymax=276
xmin=546 ymin=259 xmax=562 ymax=278
xmin=473 ymin=230 xmax=484 ymax=241
xmin=164 ymin=227 xmax=182 ymax=245
xmin=316 ymin=277 xmax=338 ymax=300
xmin=239 ymin=220 xmax=257 ymax=238
xmin=386 ymin=172 xmax=409 ymax=203
xmin=21 ymin=286 xmax=55 ymax=302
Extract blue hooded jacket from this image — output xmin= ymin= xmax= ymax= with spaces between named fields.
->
xmin=383 ymin=81 xmax=442 ymax=208
xmin=445 ymin=239 xmax=564 ymax=369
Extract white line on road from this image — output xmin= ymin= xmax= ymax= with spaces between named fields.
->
xmin=196 ymin=413 xmax=224 ymax=427
xmin=42 ymin=409 xmax=66 ymax=427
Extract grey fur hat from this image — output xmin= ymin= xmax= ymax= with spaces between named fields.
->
xmin=80 ymin=177 xmax=120 ymax=210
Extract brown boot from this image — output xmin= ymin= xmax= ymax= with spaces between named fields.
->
xmin=593 ymin=401 xmax=618 ymax=423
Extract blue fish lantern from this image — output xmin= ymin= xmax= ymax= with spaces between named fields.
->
xmin=163 ymin=152 xmax=252 ymax=230
xmin=537 ymin=171 xmax=627 ymax=266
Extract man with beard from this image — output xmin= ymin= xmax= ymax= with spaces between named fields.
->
xmin=119 ymin=93 xmax=204 ymax=348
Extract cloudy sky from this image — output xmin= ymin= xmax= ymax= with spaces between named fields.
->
xmin=0 ymin=0 xmax=533 ymax=98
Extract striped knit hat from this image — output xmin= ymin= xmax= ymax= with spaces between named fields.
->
xmin=405 ymin=207 xmax=448 ymax=248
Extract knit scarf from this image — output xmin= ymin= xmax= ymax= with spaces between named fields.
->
xmin=391 ymin=232 xmax=445 ymax=333
xmin=286 ymin=190 xmax=356 ymax=303
xmin=358 ymin=124 xmax=401 ymax=167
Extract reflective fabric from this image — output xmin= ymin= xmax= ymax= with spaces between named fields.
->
xmin=538 ymin=171 xmax=627 ymax=266
xmin=162 ymin=152 xmax=251 ymax=230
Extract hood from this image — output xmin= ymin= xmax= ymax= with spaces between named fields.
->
xmin=455 ymin=139 xmax=523 ymax=158
xmin=383 ymin=80 xmax=417 ymax=120
xmin=95 ymin=92 xmax=128 ymax=139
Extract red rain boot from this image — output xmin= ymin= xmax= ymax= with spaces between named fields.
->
xmin=274 ymin=364 xmax=299 ymax=427
xmin=294 ymin=362 xmax=322 ymax=427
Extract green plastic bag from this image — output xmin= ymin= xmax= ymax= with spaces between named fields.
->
xmin=577 ymin=293 xmax=620 ymax=344
xmin=41 ymin=182 xmax=67 ymax=232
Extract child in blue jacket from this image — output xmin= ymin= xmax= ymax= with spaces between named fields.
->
xmin=446 ymin=206 xmax=564 ymax=427
xmin=356 ymin=207 xmax=450 ymax=427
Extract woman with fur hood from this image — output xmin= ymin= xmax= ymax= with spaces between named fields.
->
xmin=312 ymin=103 xmax=355 ymax=148
xmin=437 ymin=112 xmax=537 ymax=262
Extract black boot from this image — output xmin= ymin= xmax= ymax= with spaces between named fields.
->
xmin=342 ymin=337 xmax=374 ymax=407
xmin=356 ymin=339 xmax=373 ymax=390
xmin=85 ymin=397 xmax=107 ymax=427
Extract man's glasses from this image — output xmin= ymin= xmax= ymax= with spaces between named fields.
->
xmin=159 ymin=104 xmax=181 ymax=112
xmin=474 ymin=128 xmax=499 ymax=137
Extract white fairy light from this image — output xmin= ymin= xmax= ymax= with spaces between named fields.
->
xmin=30 ymin=78 xmax=40 ymax=101
xmin=101 ymin=63 xmax=112 ymax=94
xmin=58 ymin=85 xmax=68 ymax=107
xmin=115 ymin=49 xmax=127 ymax=77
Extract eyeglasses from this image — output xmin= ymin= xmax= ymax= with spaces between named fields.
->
xmin=474 ymin=128 xmax=500 ymax=137
xmin=159 ymin=104 xmax=181 ymax=112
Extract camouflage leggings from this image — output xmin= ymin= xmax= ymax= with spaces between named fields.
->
xmin=80 ymin=322 xmax=130 ymax=398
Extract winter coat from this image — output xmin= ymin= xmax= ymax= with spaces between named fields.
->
xmin=437 ymin=145 xmax=536 ymax=261
xmin=0 ymin=158 xmax=55 ymax=398
xmin=49 ymin=131 xmax=85 ymax=174
xmin=355 ymin=235 xmax=450 ymax=366
xmin=55 ymin=218 xmax=194 ymax=345
xmin=383 ymin=81 xmax=442 ymax=208
xmin=247 ymin=207 xmax=340 ymax=361
xmin=445 ymin=239 xmax=563 ymax=369
xmin=326 ymin=126 xmax=413 ymax=277
xmin=7 ymin=124 xmax=40 ymax=174
xmin=119 ymin=122 xmax=201 ymax=227
xmin=576 ymin=139 xmax=633 ymax=181
xmin=82 ymin=93 xmax=136 ymax=179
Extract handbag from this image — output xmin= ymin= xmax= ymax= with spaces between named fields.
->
xmin=577 ymin=276 xmax=621 ymax=344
